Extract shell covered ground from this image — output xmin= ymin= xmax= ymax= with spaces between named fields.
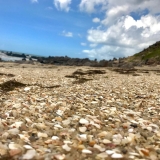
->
xmin=0 ymin=62 xmax=160 ymax=160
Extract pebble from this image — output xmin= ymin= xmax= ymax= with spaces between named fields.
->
xmin=111 ymin=153 xmax=123 ymax=158
xmin=79 ymin=118 xmax=89 ymax=125
xmin=82 ymin=149 xmax=92 ymax=154
xmin=9 ymin=149 xmax=22 ymax=157
xmin=22 ymin=149 xmax=36 ymax=159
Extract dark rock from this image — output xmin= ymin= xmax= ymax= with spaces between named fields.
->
xmin=130 ymin=123 xmax=138 ymax=128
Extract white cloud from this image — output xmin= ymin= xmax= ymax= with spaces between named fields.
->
xmin=81 ymin=43 xmax=87 ymax=46
xmin=62 ymin=30 xmax=73 ymax=37
xmin=79 ymin=0 xmax=107 ymax=13
xmin=31 ymin=0 xmax=38 ymax=3
xmin=79 ymin=0 xmax=160 ymax=59
xmin=92 ymin=17 xmax=100 ymax=23
xmin=85 ymin=14 xmax=160 ymax=59
xmin=83 ymin=46 xmax=136 ymax=60
xmin=54 ymin=0 xmax=72 ymax=12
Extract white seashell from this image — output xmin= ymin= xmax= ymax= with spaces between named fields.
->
xmin=82 ymin=149 xmax=92 ymax=154
xmin=54 ymin=124 xmax=63 ymax=129
xmin=69 ymin=128 xmax=76 ymax=132
xmin=10 ymin=121 xmax=23 ymax=129
xmin=37 ymin=132 xmax=48 ymax=138
xmin=79 ymin=118 xmax=89 ymax=125
xmin=24 ymin=87 xmax=30 ymax=91
xmin=93 ymin=144 xmax=105 ymax=152
xmin=54 ymin=154 xmax=65 ymax=160
xmin=62 ymin=144 xmax=71 ymax=151
xmin=63 ymin=140 xmax=72 ymax=144
xmin=128 ymin=128 xmax=134 ymax=133
xmin=35 ymin=123 xmax=47 ymax=130
xmin=52 ymin=136 xmax=59 ymax=140
xmin=91 ymin=101 xmax=98 ymax=104
xmin=106 ymin=150 xmax=115 ymax=155
xmin=111 ymin=153 xmax=123 ymax=158
xmin=149 ymin=124 xmax=159 ymax=129
xmin=146 ymin=126 xmax=152 ymax=131
xmin=23 ymin=145 xmax=33 ymax=150
xmin=102 ymin=139 xmax=111 ymax=144
xmin=79 ymin=127 xmax=87 ymax=133
xmin=79 ymin=134 xmax=87 ymax=141
xmin=56 ymin=110 xmax=64 ymax=116
xmin=22 ymin=149 xmax=36 ymax=160
xmin=25 ymin=117 xmax=33 ymax=123
xmin=93 ymin=123 xmax=101 ymax=129
xmin=18 ymin=134 xmax=30 ymax=143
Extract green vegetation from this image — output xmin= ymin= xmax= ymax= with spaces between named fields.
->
xmin=141 ymin=51 xmax=160 ymax=60
xmin=129 ymin=41 xmax=160 ymax=62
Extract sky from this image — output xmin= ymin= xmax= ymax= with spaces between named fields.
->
xmin=0 ymin=0 xmax=160 ymax=60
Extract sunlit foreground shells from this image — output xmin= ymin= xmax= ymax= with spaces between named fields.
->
xmin=0 ymin=62 xmax=160 ymax=160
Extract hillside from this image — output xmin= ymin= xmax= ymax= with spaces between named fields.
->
xmin=128 ymin=41 xmax=160 ymax=65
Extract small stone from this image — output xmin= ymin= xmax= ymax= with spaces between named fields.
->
xmin=102 ymin=139 xmax=111 ymax=144
xmin=8 ymin=128 xmax=19 ymax=135
xmin=9 ymin=143 xmax=21 ymax=150
xmin=89 ymin=140 xmax=96 ymax=147
xmin=96 ymin=152 xmax=108 ymax=158
xmin=111 ymin=153 xmax=123 ymax=158
xmin=45 ymin=139 xmax=53 ymax=144
xmin=79 ymin=134 xmax=87 ymax=141
xmin=37 ymin=132 xmax=48 ymax=138
xmin=128 ymin=128 xmax=134 ymax=133
xmin=79 ymin=127 xmax=87 ymax=133
xmin=52 ymin=136 xmax=59 ymax=140
xmin=10 ymin=121 xmax=23 ymax=129
xmin=77 ymin=145 xmax=85 ymax=150
xmin=106 ymin=150 xmax=115 ymax=155
xmin=98 ymin=131 xmax=108 ymax=138
xmin=62 ymin=144 xmax=71 ymax=152
xmin=130 ymin=123 xmax=138 ymax=128
xmin=19 ymin=123 xmax=27 ymax=131
xmin=79 ymin=118 xmax=89 ymax=125
xmin=24 ymin=87 xmax=30 ymax=91
xmin=22 ymin=149 xmax=36 ymax=160
xmin=54 ymin=154 xmax=65 ymax=160
xmin=55 ymin=116 xmax=62 ymax=122
xmin=54 ymin=124 xmax=63 ymax=129
xmin=121 ymin=148 xmax=128 ymax=154
xmin=9 ymin=149 xmax=22 ymax=157
xmin=140 ymin=148 xmax=150 ymax=156
xmin=23 ymin=145 xmax=33 ymax=150
xmin=156 ymin=149 xmax=160 ymax=154
xmin=0 ymin=148 xmax=7 ymax=156
xmin=93 ymin=144 xmax=105 ymax=152
xmin=82 ymin=149 xmax=92 ymax=154
xmin=122 ymin=123 xmax=129 ymax=129
xmin=29 ymin=134 xmax=38 ymax=142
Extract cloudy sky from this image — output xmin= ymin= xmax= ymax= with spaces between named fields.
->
xmin=0 ymin=0 xmax=160 ymax=60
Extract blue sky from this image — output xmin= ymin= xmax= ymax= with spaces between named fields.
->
xmin=0 ymin=0 xmax=160 ymax=60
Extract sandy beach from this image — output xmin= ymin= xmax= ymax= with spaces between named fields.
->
xmin=0 ymin=62 xmax=160 ymax=160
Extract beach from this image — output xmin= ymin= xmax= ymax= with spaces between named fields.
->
xmin=0 ymin=62 xmax=160 ymax=160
